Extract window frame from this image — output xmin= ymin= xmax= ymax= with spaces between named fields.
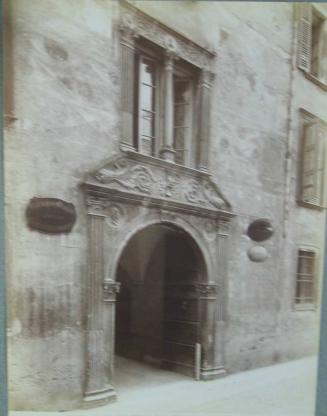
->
xmin=294 ymin=245 xmax=320 ymax=311
xmin=134 ymin=41 xmax=163 ymax=158
xmin=133 ymin=37 xmax=198 ymax=167
xmin=172 ymin=65 xmax=196 ymax=167
xmin=296 ymin=4 xmax=327 ymax=89
xmin=297 ymin=109 xmax=327 ymax=210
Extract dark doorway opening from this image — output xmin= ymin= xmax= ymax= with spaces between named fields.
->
xmin=115 ymin=223 xmax=206 ymax=377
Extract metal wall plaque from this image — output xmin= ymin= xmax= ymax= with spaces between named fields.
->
xmin=26 ymin=197 xmax=76 ymax=234
xmin=247 ymin=219 xmax=274 ymax=242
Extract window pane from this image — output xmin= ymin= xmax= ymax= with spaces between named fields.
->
xmin=138 ymin=56 xmax=156 ymax=156
xmin=141 ymin=111 xmax=153 ymax=137
xmin=296 ymin=250 xmax=315 ymax=304
xmin=173 ymin=79 xmax=191 ymax=165
xmin=140 ymin=58 xmax=156 ymax=86
xmin=141 ymin=84 xmax=155 ymax=112
xmin=140 ymin=137 xmax=153 ymax=156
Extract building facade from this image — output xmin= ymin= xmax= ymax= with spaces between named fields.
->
xmin=4 ymin=0 xmax=327 ymax=411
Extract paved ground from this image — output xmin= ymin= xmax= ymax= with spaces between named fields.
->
xmin=11 ymin=355 xmax=317 ymax=416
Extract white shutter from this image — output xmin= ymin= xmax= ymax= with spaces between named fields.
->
xmin=301 ymin=121 xmax=325 ymax=206
xmin=297 ymin=4 xmax=312 ymax=72
xmin=318 ymin=19 xmax=327 ymax=83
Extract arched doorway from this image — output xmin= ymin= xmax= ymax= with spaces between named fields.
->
xmin=115 ymin=223 xmax=207 ymax=378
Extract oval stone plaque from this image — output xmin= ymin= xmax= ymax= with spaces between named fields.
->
xmin=247 ymin=245 xmax=268 ymax=263
xmin=26 ymin=197 xmax=76 ymax=234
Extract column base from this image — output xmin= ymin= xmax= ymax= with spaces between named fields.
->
xmin=120 ymin=142 xmax=136 ymax=152
xmin=160 ymin=146 xmax=176 ymax=162
xmin=200 ymin=366 xmax=226 ymax=381
xmin=83 ymin=385 xmax=117 ymax=408
xmin=197 ymin=165 xmax=209 ymax=173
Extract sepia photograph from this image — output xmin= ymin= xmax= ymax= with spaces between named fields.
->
xmin=2 ymin=1 xmax=327 ymax=415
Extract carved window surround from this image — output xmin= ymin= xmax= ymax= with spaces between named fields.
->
xmin=119 ymin=1 xmax=216 ymax=171
xmin=119 ymin=1 xmax=215 ymax=69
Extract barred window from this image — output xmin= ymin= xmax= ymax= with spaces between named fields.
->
xmin=295 ymin=249 xmax=316 ymax=306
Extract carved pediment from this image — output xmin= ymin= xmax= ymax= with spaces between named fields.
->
xmin=83 ymin=152 xmax=232 ymax=216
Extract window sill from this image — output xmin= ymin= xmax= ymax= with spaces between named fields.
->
xmin=296 ymin=200 xmax=326 ymax=211
xmin=294 ymin=303 xmax=317 ymax=312
xmin=302 ymin=71 xmax=327 ymax=92
xmin=120 ymin=148 xmax=210 ymax=177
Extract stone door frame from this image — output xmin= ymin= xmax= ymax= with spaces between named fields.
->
xmin=82 ymin=151 xmax=234 ymax=407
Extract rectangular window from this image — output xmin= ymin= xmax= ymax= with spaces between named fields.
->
xmin=132 ymin=40 xmax=197 ymax=166
xmin=298 ymin=111 xmax=326 ymax=208
xmin=297 ymin=4 xmax=327 ymax=86
xmin=295 ymin=249 xmax=316 ymax=306
xmin=173 ymin=75 xmax=193 ymax=166
xmin=137 ymin=55 xmax=157 ymax=156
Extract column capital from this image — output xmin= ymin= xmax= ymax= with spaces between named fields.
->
xmin=85 ymin=196 xmax=107 ymax=216
xmin=196 ymin=283 xmax=218 ymax=299
xmin=119 ymin=14 xmax=138 ymax=47
xmin=103 ymin=281 xmax=121 ymax=303
xmin=200 ymin=68 xmax=215 ymax=88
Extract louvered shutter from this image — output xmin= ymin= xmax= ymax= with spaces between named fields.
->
xmin=301 ymin=121 xmax=325 ymax=206
xmin=297 ymin=4 xmax=312 ymax=72
xmin=318 ymin=19 xmax=327 ymax=84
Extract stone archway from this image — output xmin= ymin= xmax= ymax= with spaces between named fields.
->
xmin=115 ymin=222 xmax=208 ymax=378
xmin=81 ymin=151 xmax=234 ymax=407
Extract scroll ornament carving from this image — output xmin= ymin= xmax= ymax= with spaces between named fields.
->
xmin=106 ymin=204 xmax=124 ymax=227
xmin=158 ymin=171 xmax=180 ymax=198
xmin=184 ymin=179 xmax=225 ymax=209
xmin=95 ymin=160 xmax=156 ymax=195
xmin=91 ymin=155 xmax=230 ymax=211
xmin=85 ymin=196 xmax=108 ymax=214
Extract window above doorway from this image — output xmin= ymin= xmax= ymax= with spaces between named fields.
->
xmin=119 ymin=2 xmax=215 ymax=171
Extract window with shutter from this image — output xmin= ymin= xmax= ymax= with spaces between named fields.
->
xmin=298 ymin=111 xmax=326 ymax=209
xmin=296 ymin=4 xmax=327 ymax=86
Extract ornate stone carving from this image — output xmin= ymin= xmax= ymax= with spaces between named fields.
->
xmin=164 ymin=34 xmax=179 ymax=55
xmin=86 ymin=152 xmax=231 ymax=215
xmin=196 ymin=283 xmax=218 ymax=296
xmin=120 ymin=3 xmax=215 ymax=69
xmin=218 ymin=218 xmax=231 ymax=234
xmin=106 ymin=204 xmax=124 ymax=227
xmin=85 ymin=196 xmax=108 ymax=215
xmin=204 ymin=219 xmax=217 ymax=241
xmin=158 ymin=170 xmax=180 ymax=198
xmin=103 ymin=281 xmax=120 ymax=302
xmin=184 ymin=178 xmax=225 ymax=209
xmin=96 ymin=162 xmax=156 ymax=195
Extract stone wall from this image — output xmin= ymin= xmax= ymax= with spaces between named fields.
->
xmin=4 ymin=0 xmax=325 ymax=410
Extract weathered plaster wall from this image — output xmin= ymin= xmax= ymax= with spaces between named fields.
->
xmin=5 ymin=0 xmax=325 ymax=410
xmin=5 ymin=0 xmax=121 ymax=410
